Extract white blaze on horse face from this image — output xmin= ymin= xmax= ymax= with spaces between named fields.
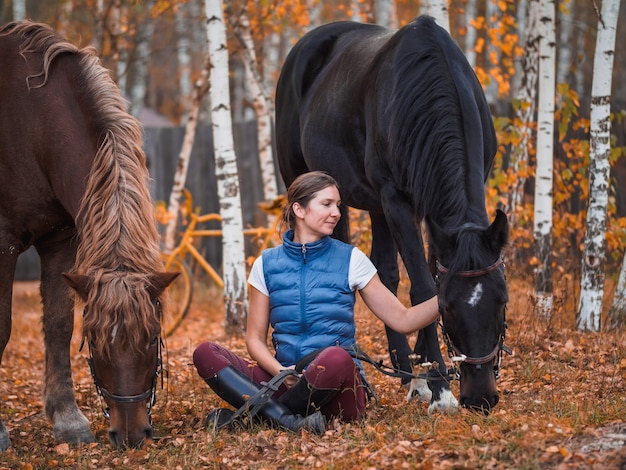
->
xmin=467 ymin=283 xmax=483 ymax=307
xmin=110 ymin=324 xmax=118 ymax=344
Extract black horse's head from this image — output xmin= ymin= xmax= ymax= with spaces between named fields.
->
xmin=427 ymin=209 xmax=509 ymax=413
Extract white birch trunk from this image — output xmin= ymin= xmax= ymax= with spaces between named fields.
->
xmin=110 ymin=0 xmax=123 ymax=85
xmin=12 ymin=0 xmax=26 ymax=20
xmin=375 ymin=0 xmax=397 ymax=29
xmin=511 ymin=0 xmax=528 ymax=93
xmin=128 ymin=0 xmax=155 ymax=119
xmin=163 ymin=67 xmax=211 ymax=253
xmin=93 ymin=0 xmax=105 ymax=52
xmin=176 ymin=2 xmax=193 ymax=124
xmin=607 ymin=256 xmax=626 ymax=330
xmin=556 ymin=2 xmax=574 ymax=86
xmin=577 ymin=0 xmax=620 ymax=332
xmin=237 ymin=13 xmax=278 ymax=204
xmin=205 ymin=0 xmax=248 ymax=332
xmin=464 ymin=0 xmax=477 ymax=69
xmin=263 ymin=31 xmax=281 ymax=100
xmin=508 ymin=0 xmax=541 ymax=222
xmin=428 ymin=0 xmax=450 ymax=33
xmin=483 ymin=0 xmax=498 ymax=104
xmin=533 ymin=0 xmax=556 ymax=318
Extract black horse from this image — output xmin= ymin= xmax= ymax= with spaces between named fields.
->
xmin=275 ymin=15 xmax=508 ymax=412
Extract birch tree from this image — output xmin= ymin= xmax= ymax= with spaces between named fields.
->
xmin=12 ymin=0 xmax=26 ymax=20
xmin=427 ymin=0 xmax=450 ymax=33
xmin=375 ymin=0 xmax=397 ymax=29
xmin=176 ymin=2 xmax=193 ymax=123
xmin=234 ymin=11 xmax=278 ymax=204
xmin=607 ymin=258 xmax=626 ymax=330
xmin=533 ymin=0 xmax=556 ymax=318
xmin=464 ymin=0 xmax=478 ymax=69
xmin=205 ymin=0 xmax=248 ymax=332
xmin=128 ymin=1 xmax=155 ymax=119
xmin=577 ymin=0 xmax=620 ymax=332
xmin=556 ymin=0 xmax=574 ymax=87
xmin=508 ymin=0 xmax=541 ymax=223
xmin=163 ymin=66 xmax=211 ymax=253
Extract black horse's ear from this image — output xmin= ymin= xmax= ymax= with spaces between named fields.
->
xmin=62 ymin=273 xmax=92 ymax=301
xmin=147 ymin=272 xmax=180 ymax=299
xmin=488 ymin=209 xmax=509 ymax=251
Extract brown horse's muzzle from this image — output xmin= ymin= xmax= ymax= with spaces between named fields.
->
xmin=107 ymin=404 xmax=154 ymax=448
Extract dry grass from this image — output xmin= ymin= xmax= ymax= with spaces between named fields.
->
xmin=1 ymin=275 xmax=625 ymax=469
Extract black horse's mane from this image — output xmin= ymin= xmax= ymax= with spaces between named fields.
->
xmin=383 ymin=17 xmax=488 ymax=231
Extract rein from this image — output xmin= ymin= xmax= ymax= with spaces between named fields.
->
xmin=436 ymin=256 xmax=513 ymax=380
xmin=81 ymin=300 xmax=166 ymax=420
xmin=288 ymin=256 xmax=512 ymax=386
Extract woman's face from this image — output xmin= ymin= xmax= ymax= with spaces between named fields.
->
xmin=293 ymin=185 xmax=341 ymax=242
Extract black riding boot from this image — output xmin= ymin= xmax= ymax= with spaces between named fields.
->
xmin=204 ymin=366 xmax=325 ymax=434
xmin=280 ymin=375 xmax=340 ymax=417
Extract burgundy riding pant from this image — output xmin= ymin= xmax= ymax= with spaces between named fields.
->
xmin=193 ymin=342 xmax=367 ymax=422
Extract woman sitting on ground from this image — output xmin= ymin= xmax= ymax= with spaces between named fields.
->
xmin=193 ymin=171 xmax=438 ymax=433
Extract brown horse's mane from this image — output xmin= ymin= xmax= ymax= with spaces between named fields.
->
xmin=6 ymin=21 xmax=162 ymax=358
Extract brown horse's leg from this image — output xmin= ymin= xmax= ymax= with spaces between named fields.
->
xmin=37 ymin=240 xmax=95 ymax=445
xmin=0 ymin=250 xmax=17 ymax=451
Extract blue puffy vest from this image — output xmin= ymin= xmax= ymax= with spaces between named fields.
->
xmin=263 ymin=230 xmax=356 ymax=367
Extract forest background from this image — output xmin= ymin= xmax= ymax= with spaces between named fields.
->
xmin=1 ymin=1 xmax=626 ymax=468
xmin=3 ymin=0 xmax=626 ymax=326
xmin=3 ymin=0 xmax=626 ymax=328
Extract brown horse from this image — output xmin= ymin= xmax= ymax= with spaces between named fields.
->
xmin=0 ymin=21 xmax=177 ymax=449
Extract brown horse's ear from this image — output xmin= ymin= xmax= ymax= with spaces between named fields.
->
xmin=147 ymin=272 xmax=180 ymax=299
xmin=62 ymin=273 xmax=92 ymax=301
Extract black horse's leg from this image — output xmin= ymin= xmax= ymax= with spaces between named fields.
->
xmin=409 ymin=251 xmax=443 ymax=402
xmin=369 ymin=212 xmax=414 ymax=384
xmin=378 ymin=185 xmax=458 ymax=413
xmin=37 ymin=239 xmax=95 ymax=445
xmin=0 ymin=248 xmax=17 ymax=451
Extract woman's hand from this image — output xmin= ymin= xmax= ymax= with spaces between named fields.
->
xmin=281 ymin=365 xmax=301 ymax=388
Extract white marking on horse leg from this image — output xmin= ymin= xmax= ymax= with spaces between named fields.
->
xmin=428 ymin=389 xmax=459 ymax=415
xmin=467 ymin=283 xmax=483 ymax=307
xmin=405 ymin=378 xmax=432 ymax=403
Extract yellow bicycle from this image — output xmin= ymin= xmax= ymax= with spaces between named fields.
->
xmin=160 ymin=189 xmax=283 ymax=336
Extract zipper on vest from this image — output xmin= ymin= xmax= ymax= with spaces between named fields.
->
xmin=301 ymin=245 xmax=307 ymax=264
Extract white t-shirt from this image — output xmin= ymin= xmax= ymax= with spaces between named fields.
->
xmin=248 ymin=247 xmax=377 ymax=297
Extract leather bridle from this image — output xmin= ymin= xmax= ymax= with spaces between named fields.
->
xmin=81 ymin=300 xmax=165 ymax=421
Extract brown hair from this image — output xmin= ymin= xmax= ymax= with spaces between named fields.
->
xmin=281 ymin=171 xmax=340 ymax=231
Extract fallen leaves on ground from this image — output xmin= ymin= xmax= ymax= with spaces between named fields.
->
xmin=0 ymin=278 xmax=624 ymax=469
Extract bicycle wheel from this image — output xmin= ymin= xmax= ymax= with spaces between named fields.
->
xmin=161 ymin=253 xmax=193 ymax=337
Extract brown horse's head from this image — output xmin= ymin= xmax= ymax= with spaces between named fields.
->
xmin=64 ymin=271 xmax=178 ymax=448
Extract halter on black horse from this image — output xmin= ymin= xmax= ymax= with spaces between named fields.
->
xmin=435 ymin=256 xmax=513 ymax=381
